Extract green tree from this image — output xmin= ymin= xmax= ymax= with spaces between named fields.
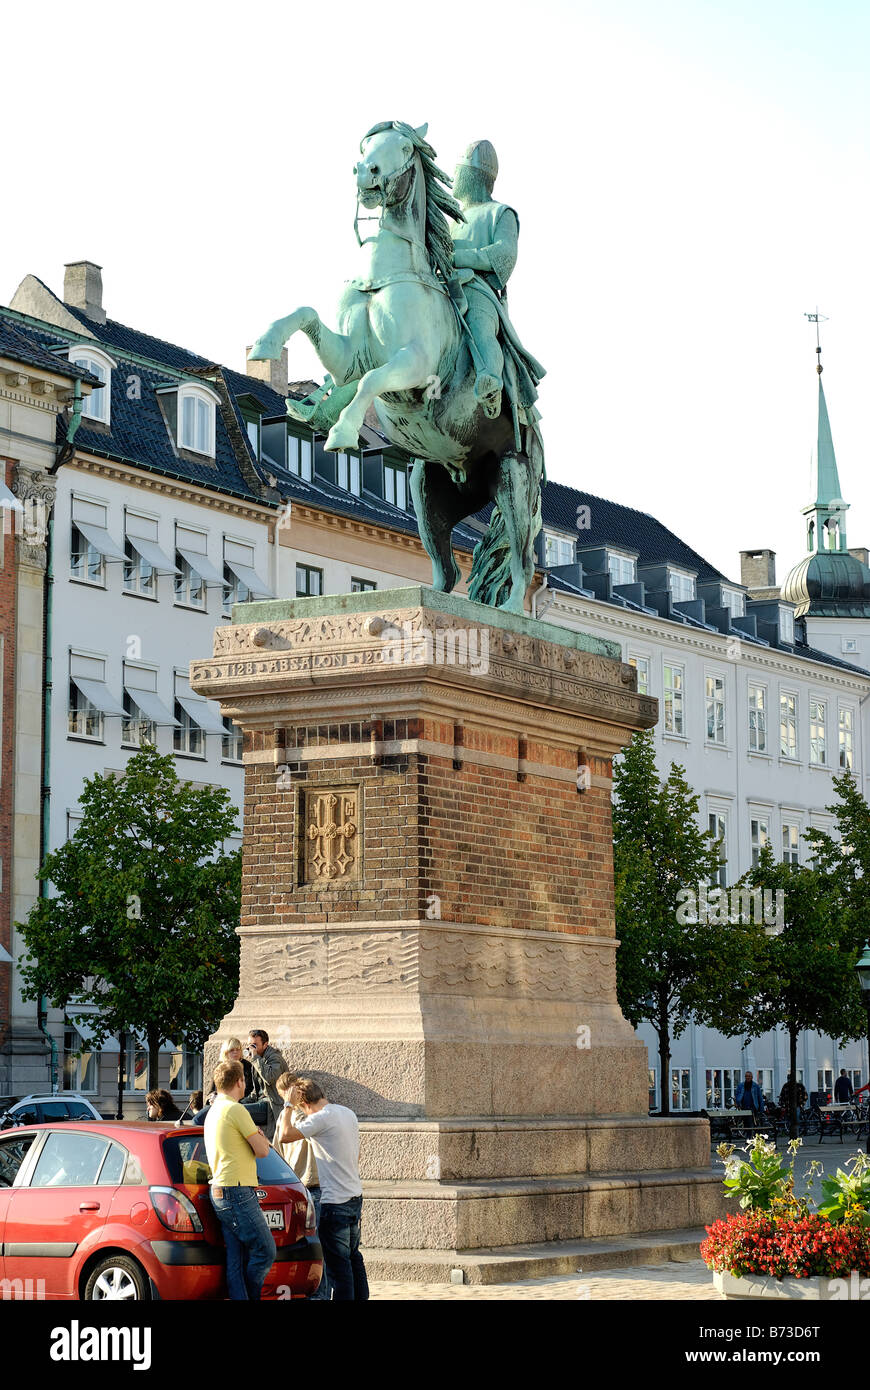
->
xmin=613 ymin=731 xmax=752 ymax=1115
xmin=17 ymin=744 xmax=242 ymax=1092
xmin=727 ymin=849 xmax=865 ymax=1139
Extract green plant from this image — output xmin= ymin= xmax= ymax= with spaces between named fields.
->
xmin=719 ymin=1135 xmax=803 ymax=1213
xmin=817 ymin=1153 xmax=870 ymax=1227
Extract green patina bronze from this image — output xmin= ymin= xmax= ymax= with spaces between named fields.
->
xmin=249 ymin=121 xmax=546 ymax=615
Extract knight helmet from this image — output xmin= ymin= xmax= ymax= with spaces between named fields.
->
xmin=456 ymin=139 xmax=499 ymax=184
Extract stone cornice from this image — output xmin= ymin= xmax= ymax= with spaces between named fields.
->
xmin=543 ymin=594 xmax=870 ymax=692
xmin=69 ymin=450 xmax=277 ymax=524
xmin=282 ymin=500 xmax=474 ymax=556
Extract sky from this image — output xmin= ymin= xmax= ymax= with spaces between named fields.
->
xmin=4 ymin=0 xmax=869 ymax=585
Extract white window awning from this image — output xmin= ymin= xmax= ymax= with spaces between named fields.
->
xmin=0 ymin=482 xmax=23 ymax=513
xmin=176 ymin=695 xmax=227 ymax=736
xmin=125 ymin=687 xmax=180 ymax=727
xmin=223 ymin=557 xmax=274 ymax=599
xmin=74 ymin=520 xmax=126 ymax=562
xmin=176 ymin=546 xmax=227 ymax=588
xmin=71 ymin=676 xmax=127 ymax=716
xmin=127 ymin=535 xmax=179 ymax=575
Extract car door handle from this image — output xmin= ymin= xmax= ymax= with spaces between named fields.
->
xmin=79 ymin=1202 xmax=100 ymax=1211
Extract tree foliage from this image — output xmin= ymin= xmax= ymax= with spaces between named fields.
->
xmin=17 ymin=744 xmax=242 ymax=1089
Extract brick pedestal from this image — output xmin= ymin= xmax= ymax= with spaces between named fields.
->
xmin=191 ymin=587 xmax=722 ymax=1271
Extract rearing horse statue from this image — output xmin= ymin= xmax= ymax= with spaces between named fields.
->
xmin=249 ymin=120 xmax=545 ymax=614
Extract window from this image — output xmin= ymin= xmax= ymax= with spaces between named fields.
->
xmin=222 ymin=539 xmax=272 ymax=615
xmin=124 ymin=1038 xmax=149 ymax=1095
xmin=122 ymin=691 xmax=156 ymax=748
xmin=222 ymin=716 xmax=243 ymax=762
xmin=708 ymin=812 xmax=727 ymax=888
xmin=757 ymin=1069 xmax=774 ymax=1101
xmin=337 ymin=453 xmax=362 ymax=496
xmin=351 ymin=577 xmax=377 ymax=593
xmin=663 ymin=664 xmax=684 ymax=735
xmin=30 ymin=1131 xmax=110 ymax=1188
xmin=174 ymin=700 xmax=205 ymax=757
xmin=70 ymin=346 xmax=114 ymax=425
xmin=607 ymin=552 xmax=636 ymax=586
xmin=810 ymin=699 xmax=827 ymax=765
xmin=782 ymin=823 xmax=800 ymax=865
xmin=383 ymin=460 xmax=408 ymax=509
xmin=705 ymin=674 xmax=726 ymax=744
xmin=671 ymin=1069 xmax=692 ymax=1111
xmin=168 ymin=1047 xmax=203 ymax=1094
xmin=98 ymin=1143 xmax=128 ymax=1186
xmin=123 ymin=537 xmax=155 ymax=597
xmin=544 ymin=531 xmax=574 ymax=567
xmin=839 ymin=708 xmax=854 ymax=770
xmin=178 ymin=386 xmax=216 ymax=456
xmin=668 ymin=570 xmax=695 ymax=603
xmin=748 ymin=685 xmax=767 ymax=753
xmin=296 ymin=564 xmax=323 ymax=597
xmin=245 ymin=418 xmax=260 ymax=459
xmin=70 ymin=523 xmax=105 ymax=585
xmin=780 ymin=608 xmax=795 ymax=644
xmin=843 ymin=637 xmax=859 ymax=655
xmin=751 ymin=817 xmax=770 ymax=866
xmin=69 ymin=682 xmax=103 ymax=741
xmin=817 ymin=1069 xmax=833 ymax=1098
xmin=627 ymin=654 xmax=650 ymax=695
xmin=0 ymin=1135 xmax=35 ymax=1188
xmin=849 ymin=1069 xmax=862 ymax=1092
xmin=176 ymin=552 xmax=206 ymax=608
xmin=780 ymin=692 xmax=798 ymax=758
xmin=62 ymin=1023 xmax=97 ymax=1093
xmin=706 ymin=1068 xmax=742 ymax=1109
xmin=287 ymin=436 xmax=313 ymax=480
xmin=721 ymin=587 xmax=745 ymax=618
xmin=648 ymin=1067 xmax=658 ymax=1111
xmin=222 ymin=563 xmax=250 ymax=613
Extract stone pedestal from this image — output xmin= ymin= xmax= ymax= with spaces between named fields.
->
xmin=191 ymin=587 xmax=722 ymax=1274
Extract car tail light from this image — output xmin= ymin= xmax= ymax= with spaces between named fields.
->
xmin=149 ymin=1186 xmax=203 ymax=1234
xmin=304 ymin=1192 xmax=316 ymax=1235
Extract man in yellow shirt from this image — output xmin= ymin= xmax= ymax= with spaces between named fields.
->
xmin=204 ymin=1060 xmax=275 ymax=1300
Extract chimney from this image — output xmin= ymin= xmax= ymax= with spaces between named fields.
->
xmin=63 ymin=261 xmax=106 ymax=324
xmin=740 ymin=548 xmax=776 ymax=589
xmin=849 ymin=546 xmax=869 ymax=566
xmin=246 ymin=346 xmax=288 ymax=399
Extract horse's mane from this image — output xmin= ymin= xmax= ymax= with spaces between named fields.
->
xmin=362 ymin=121 xmax=464 ymax=282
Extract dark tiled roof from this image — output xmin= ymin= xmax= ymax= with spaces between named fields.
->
xmin=542 ymin=479 xmax=727 ymax=581
xmin=0 ymin=317 xmax=99 ymax=382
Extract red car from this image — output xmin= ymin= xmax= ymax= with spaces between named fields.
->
xmin=0 ymin=1120 xmax=322 ymax=1300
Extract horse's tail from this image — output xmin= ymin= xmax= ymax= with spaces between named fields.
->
xmin=467 ymin=502 xmax=511 ymax=607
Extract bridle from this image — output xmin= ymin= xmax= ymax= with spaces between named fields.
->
xmin=353 ymin=150 xmax=427 ymax=254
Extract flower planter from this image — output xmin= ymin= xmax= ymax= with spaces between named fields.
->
xmin=714 ymin=1270 xmax=870 ymax=1301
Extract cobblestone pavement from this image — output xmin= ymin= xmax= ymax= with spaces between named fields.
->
xmin=369 ymin=1259 xmax=719 ymax=1300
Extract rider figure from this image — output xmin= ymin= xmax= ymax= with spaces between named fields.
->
xmin=450 ymin=140 xmax=518 ymax=420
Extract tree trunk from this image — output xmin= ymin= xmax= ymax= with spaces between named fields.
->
xmin=789 ymin=1025 xmax=799 ymax=1140
xmin=117 ymin=1030 xmax=126 ymax=1120
xmin=658 ymin=991 xmax=671 ymax=1116
xmin=147 ymin=1028 xmax=161 ymax=1095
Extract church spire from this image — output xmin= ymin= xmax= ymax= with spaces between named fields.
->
xmin=803 ymin=313 xmax=847 ymax=553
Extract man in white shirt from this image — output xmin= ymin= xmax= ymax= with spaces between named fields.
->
xmin=276 ymin=1078 xmax=368 ymax=1301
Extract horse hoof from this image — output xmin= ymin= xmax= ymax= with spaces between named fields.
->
xmin=325 ymin=423 xmax=360 ymax=452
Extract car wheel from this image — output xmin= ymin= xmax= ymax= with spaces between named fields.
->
xmin=84 ymin=1254 xmax=149 ymax=1301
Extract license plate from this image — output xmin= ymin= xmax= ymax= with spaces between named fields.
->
xmin=264 ymin=1209 xmax=285 ymax=1230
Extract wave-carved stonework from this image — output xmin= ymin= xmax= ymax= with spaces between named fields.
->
xmin=245 ymin=927 xmax=616 ymax=1003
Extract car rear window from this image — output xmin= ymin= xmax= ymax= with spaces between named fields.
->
xmin=162 ymin=1133 xmax=300 ymax=1186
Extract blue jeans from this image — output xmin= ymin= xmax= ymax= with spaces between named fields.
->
xmin=317 ymin=1194 xmax=368 ymax=1301
xmin=210 ymin=1185 xmax=276 ymax=1300
xmin=307 ymin=1187 xmax=331 ymax=1301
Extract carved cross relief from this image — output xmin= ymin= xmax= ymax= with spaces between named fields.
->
xmin=303 ymin=788 xmax=359 ymax=881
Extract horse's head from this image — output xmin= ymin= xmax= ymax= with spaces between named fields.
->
xmin=355 ymin=121 xmax=427 ymax=209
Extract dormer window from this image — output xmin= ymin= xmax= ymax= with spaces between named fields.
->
xmin=68 ymin=345 xmax=116 ymax=425
xmin=544 ymin=531 xmax=574 ymax=567
xmin=668 ymin=569 xmax=696 ymax=603
xmin=779 ymin=606 xmax=795 ymax=645
xmin=178 ymin=385 xmax=216 ymax=456
xmin=720 ymin=586 xmax=745 ymax=618
xmin=337 ymin=452 xmax=362 ymax=496
xmin=607 ymin=551 xmax=636 ymax=586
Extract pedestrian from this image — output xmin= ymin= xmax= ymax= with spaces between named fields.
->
xmin=280 ymin=1078 xmax=368 ymax=1301
xmin=734 ymin=1071 xmax=765 ymax=1117
xmin=778 ymin=1073 xmax=808 ymax=1113
xmin=274 ymin=1071 xmax=330 ymax=1301
xmin=145 ymin=1088 xmax=182 ymax=1121
xmin=192 ymin=1039 xmax=253 ymax=1125
xmin=834 ymin=1069 xmax=854 ymax=1103
xmin=244 ymin=1029 xmax=287 ymax=1140
xmin=204 ymin=1059 xmax=276 ymax=1301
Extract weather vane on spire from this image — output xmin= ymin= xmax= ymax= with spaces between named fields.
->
xmin=804 ymin=309 xmax=828 ymax=374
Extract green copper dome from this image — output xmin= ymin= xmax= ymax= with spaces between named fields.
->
xmin=782 ymin=549 xmax=870 ymax=618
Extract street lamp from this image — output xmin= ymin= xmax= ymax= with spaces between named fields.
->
xmin=854 ymin=941 xmax=870 ymax=1154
